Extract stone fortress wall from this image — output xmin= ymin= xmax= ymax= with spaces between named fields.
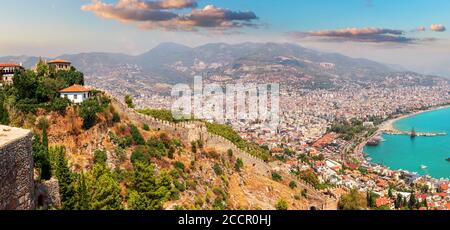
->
xmin=0 ymin=125 xmax=35 ymax=210
xmin=111 ymin=97 xmax=271 ymax=177
xmin=111 ymin=96 xmax=336 ymax=209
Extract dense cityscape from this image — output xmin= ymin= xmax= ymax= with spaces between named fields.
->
xmin=2 ymin=0 xmax=450 ymax=216
xmin=96 ymin=75 xmax=450 ymax=210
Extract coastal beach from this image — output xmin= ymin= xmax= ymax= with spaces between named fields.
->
xmin=380 ymin=104 xmax=450 ymax=132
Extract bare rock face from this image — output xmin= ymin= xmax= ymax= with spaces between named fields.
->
xmin=0 ymin=125 xmax=35 ymax=210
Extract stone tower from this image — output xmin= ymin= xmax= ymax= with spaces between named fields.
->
xmin=0 ymin=125 xmax=35 ymax=210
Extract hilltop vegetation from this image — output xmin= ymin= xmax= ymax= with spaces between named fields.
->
xmin=0 ymin=59 xmax=84 ymax=126
xmin=0 ymin=63 xmax=321 ymax=210
xmin=138 ymin=108 xmax=271 ymax=161
xmin=205 ymin=122 xmax=271 ymax=162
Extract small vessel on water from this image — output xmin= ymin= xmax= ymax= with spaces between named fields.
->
xmin=446 ymin=158 xmax=450 ymax=162
xmin=366 ymin=136 xmax=382 ymax=146
xmin=420 ymin=165 xmax=428 ymax=170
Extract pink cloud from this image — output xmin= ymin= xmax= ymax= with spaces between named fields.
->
xmin=290 ymin=27 xmax=415 ymax=43
xmin=430 ymin=24 xmax=446 ymax=32
xmin=81 ymin=0 xmax=258 ymax=31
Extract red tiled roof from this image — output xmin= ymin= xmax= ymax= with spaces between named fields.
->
xmin=432 ymin=192 xmax=447 ymax=197
xmin=0 ymin=63 xmax=21 ymax=68
xmin=417 ymin=194 xmax=428 ymax=199
xmin=59 ymin=84 xmax=90 ymax=93
xmin=271 ymin=147 xmax=284 ymax=153
xmin=48 ymin=59 xmax=71 ymax=64
xmin=375 ymin=197 xmax=391 ymax=208
xmin=376 ymin=179 xmax=388 ymax=188
xmin=346 ymin=163 xmax=359 ymax=170
xmin=440 ymin=183 xmax=449 ymax=191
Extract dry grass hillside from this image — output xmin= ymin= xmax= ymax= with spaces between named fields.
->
xmin=29 ymin=102 xmax=321 ymax=210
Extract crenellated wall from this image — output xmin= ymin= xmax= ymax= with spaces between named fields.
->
xmin=110 ymin=96 xmax=336 ymax=209
xmin=111 ymin=97 xmax=271 ymax=176
xmin=0 ymin=125 xmax=35 ymax=210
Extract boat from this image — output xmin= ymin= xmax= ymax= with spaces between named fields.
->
xmin=446 ymin=158 xmax=450 ymax=162
xmin=366 ymin=136 xmax=382 ymax=146
xmin=420 ymin=165 xmax=428 ymax=170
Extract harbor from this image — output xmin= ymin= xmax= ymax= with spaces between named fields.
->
xmin=381 ymin=129 xmax=447 ymax=137
xmin=364 ymin=106 xmax=450 ymax=179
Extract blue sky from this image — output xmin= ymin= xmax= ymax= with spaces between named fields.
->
xmin=1 ymin=0 xmax=450 ymax=76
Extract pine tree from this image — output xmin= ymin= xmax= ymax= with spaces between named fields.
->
xmin=55 ymin=148 xmax=76 ymax=210
xmin=88 ymin=164 xmax=123 ymax=210
xmin=89 ymin=173 xmax=123 ymax=210
xmin=128 ymin=162 xmax=172 ymax=210
xmin=74 ymin=173 xmax=90 ymax=210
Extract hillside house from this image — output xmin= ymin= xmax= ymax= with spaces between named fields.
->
xmin=59 ymin=84 xmax=90 ymax=104
xmin=0 ymin=63 xmax=24 ymax=86
xmin=48 ymin=59 xmax=71 ymax=71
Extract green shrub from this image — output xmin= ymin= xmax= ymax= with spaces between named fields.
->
xmin=131 ymin=146 xmax=151 ymax=165
xmin=112 ymin=112 xmax=121 ymax=123
xmin=289 ymin=181 xmax=297 ymax=189
xmin=205 ymin=122 xmax=270 ymax=161
xmin=275 ymin=199 xmax=288 ymax=210
xmin=80 ymin=98 xmax=102 ymax=129
xmin=94 ymin=149 xmax=107 ymax=165
xmin=129 ymin=124 xmax=145 ymax=145
xmin=213 ymin=163 xmax=223 ymax=176
xmin=174 ymin=161 xmax=185 ymax=172
xmin=125 ymin=95 xmax=134 ymax=108
xmin=227 ymin=149 xmax=233 ymax=158
xmin=234 ymin=158 xmax=244 ymax=172
xmin=272 ymin=172 xmax=282 ymax=182
xmin=174 ymin=180 xmax=186 ymax=192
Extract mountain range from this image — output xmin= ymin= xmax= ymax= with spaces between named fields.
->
xmin=1 ymin=42 xmax=446 ymax=91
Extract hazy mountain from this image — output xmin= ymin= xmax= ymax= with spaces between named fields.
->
xmin=0 ymin=42 xmax=444 ymax=88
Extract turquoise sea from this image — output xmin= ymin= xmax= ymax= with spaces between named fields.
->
xmin=364 ymin=107 xmax=450 ymax=179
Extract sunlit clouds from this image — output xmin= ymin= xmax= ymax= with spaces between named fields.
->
xmin=81 ymin=0 xmax=259 ymax=31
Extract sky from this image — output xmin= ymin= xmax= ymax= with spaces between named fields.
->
xmin=1 ymin=0 xmax=450 ymax=76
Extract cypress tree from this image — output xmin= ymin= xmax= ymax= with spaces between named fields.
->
xmin=40 ymin=126 xmax=52 ymax=180
xmin=0 ymin=92 xmax=9 ymax=125
xmin=408 ymin=193 xmax=417 ymax=210
xmin=42 ymin=126 xmax=49 ymax=151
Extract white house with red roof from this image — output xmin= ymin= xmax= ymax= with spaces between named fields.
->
xmin=0 ymin=63 xmax=24 ymax=85
xmin=59 ymin=84 xmax=91 ymax=104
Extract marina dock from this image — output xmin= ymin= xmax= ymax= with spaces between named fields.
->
xmin=382 ymin=129 xmax=447 ymax=137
